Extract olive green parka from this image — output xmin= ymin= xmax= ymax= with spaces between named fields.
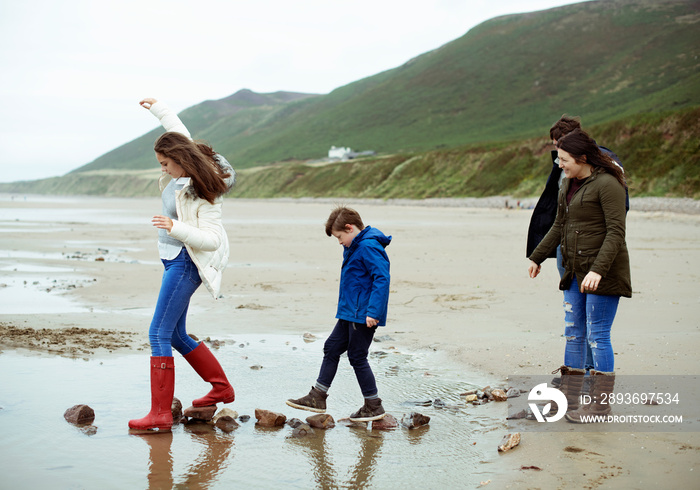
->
xmin=529 ymin=167 xmax=632 ymax=298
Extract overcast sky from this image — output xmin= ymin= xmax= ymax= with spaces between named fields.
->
xmin=0 ymin=0 xmax=589 ymax=183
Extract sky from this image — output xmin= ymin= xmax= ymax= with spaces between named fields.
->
xmin=0 ymin=0 xmax=590 ymax=183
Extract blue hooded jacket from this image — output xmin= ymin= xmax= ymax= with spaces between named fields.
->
xmin=336 ymin=226 xmax=392 ymax=326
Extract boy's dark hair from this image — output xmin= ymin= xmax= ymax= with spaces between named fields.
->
xmin=549 ymin=115 xmax=582 ymax=141
xmin=325 ymin=206 xmax=365 ymax=236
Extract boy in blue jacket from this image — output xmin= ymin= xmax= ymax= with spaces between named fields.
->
xmin=287 ymin=206 xmax=392 ymax=422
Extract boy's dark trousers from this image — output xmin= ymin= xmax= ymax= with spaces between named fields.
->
xmin=316 ymin=319 xmax=378 ymax=397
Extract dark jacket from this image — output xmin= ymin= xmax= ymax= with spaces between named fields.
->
xmin=526 ymin=150 xmax=562 ymax=258
xmin=336 ymin=226 xmax=392 ymax=326
xmin=526 ymin=146 xmax=628 ymax=257
xmin=529 ymin=168 xmax=632 ymax=298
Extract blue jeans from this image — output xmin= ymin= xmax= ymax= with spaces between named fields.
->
xmin=149 ymin=248 xmax=201 ymax=357
xmin=563 ymin=276 xmax=619 ymax=372
xmin=557 ymin=246 xmax=594 ymax=372
xmin=317 ymin=319 xmax=378 ymax=398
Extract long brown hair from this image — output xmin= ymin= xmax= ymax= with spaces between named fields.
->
xmin=154 ymin=132 xmax=231 ymax=204
xmin=557 ymin=128 xmax=626 ymax=187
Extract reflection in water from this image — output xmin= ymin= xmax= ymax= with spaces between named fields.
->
xmin=181 ymin=424 xmax=234 ymax=488
xmin=287 ymin=430 xmax=337 ymax=488
xmin=131 ymin=423 xmax=234 ymax=489
xmin=405 ymin=425 xmax=430 ymax=445
xmin=287 ymin=424 xmax=386 ymax=489
xmin=131 ymin=431 xmax=174 ymax=490
xmin=347 ymin=427 xmax=383 ymax=489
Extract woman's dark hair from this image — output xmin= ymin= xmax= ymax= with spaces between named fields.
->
xmin=325 ymin=206 xmax=364 ymax=236
xmin=154 ymin=132 xmax=231 ymax=204
xmin=549 ymin=115 xmax=581 ymax=141
xmin=557 ymin=128 xmax=626 ymax=187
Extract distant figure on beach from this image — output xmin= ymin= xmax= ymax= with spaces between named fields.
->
xmin=287 ymin=206 xmax=392 ymax=422
xmin=129 ymin=98 xmax=236 ymax=431
xmin=528 ymin=128 xmax=631 ymax=423
xmin=526 ymin=115 xmax=627 ymax=380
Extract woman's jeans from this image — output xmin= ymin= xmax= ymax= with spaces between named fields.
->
xmin=317 ymin=319 xmax=378 ymax=398
xmin=563 ymin=276 xmax=619 ymax=372
xmin=557 ymin=245 xmax=594 ymax=372
xmin=149 ymin=248 xmax=201 ymax=357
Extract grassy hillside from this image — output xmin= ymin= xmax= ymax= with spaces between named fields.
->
xmin=69 ymin=0 xmax=700 ymax=174
xmin=231 ymin=107 xmax=700 ymax=199
xmin=229 ymin=0 xmax=699 ymax=165
xmin=2 ymin=0 xmax=698 ymax=200
xmin=5 ymin=107 xmax=697 ymax=199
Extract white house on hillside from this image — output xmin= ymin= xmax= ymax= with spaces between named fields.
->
xmin=328 ymin=146 xmax=352 ymax=160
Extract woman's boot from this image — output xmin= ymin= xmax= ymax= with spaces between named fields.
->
xmin=183 ymin=342 xmax=235 ymax=407
xmin=129 ymin=357 xmax=175 ymax=430
xmin=552 ymin=365 xmax=586 ymax=413
xmin=565 ymin=370 xmax=615 ymax=423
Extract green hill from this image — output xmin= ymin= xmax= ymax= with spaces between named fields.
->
xmin=74 ymin=0 xmax=700 ymax=173
xmin=225 ymin=106 xmax=700 ymax=200
xmin=6 ymin=106 xmax=698 ymax=199
xmin=2 ymin=0 xmax=699 ymax=198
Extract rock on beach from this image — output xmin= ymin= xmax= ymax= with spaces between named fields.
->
xmin=172 ymin=397 xmax=183 ymax=423
xmin=64 ymin=404 xmax=95 ymax=425
xmin=306 ymin=413 xmax=335 ymax=429
xmin=213 ymin=408 xmax=240 ymax=432
xmin=291 ymin=423 xmax=315 ymax=438
xmin=491 ymin=389 xmax=508 ymax=402
xmin=401 ymin=412 xmax=430 ymax=429
xmin=372 ymin=414 xmax=399 ymax=430
xmin=498 ymin=433 xmax=521 ymax=453
xmin=184 ymin=405 xmax=217 ymax=422
xmin=255 ymin=409 xmax=287 ymax=427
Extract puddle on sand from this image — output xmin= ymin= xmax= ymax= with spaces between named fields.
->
xmin=0 ymin=334 xmax=509 ymax=489
xmin=0 ymin=245 xmax=140 ymax=315
xmin=0 ymin=276 xmax=94 ymax=314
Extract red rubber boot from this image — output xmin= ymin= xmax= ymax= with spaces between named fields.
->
xmin=128 ymin=357 xmax=175 ymax=430
xmin=183 ymin=342 xmax=235 ymax=407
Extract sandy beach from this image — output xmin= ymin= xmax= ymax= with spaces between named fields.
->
xmin=1 ymin=194 xmax=698 ymax=488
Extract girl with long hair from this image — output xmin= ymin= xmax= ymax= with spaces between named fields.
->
xmin=129 ymin=98 xmax=236 ymax=431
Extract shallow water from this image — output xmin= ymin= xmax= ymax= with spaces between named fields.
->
xmin=0 ymin=333 xmax=508 ymax=489
xmin=0 ymin=273 xmax=94 ymax=314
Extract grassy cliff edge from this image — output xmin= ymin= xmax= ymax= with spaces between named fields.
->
xmin=4 ymin=107 xmax=696 ymax=200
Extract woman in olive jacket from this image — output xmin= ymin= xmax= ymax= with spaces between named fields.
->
xmin=528 ymin=128 xmax=631 ymax=423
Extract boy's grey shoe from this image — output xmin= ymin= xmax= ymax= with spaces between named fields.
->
xmin=286 ymin=387 xmax=328 ymax=413
xmin=349 ymin=398 xmax=386 ymax=422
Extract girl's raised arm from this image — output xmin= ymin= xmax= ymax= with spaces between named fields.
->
xmin=139 ymin=97 xmax=191 ymax=138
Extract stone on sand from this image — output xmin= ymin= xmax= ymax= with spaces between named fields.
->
xmin=184 ymin=405 xmax=217 ymax=421
xmin=64 ymin=404 xmax=95 ymax=425
xmin=255 ymin=409 xmax=287 ymax=427
xmin=400 ymin=412 xmax=430 ymax=429
xmin=306 ymin=413 xmax=335 ymax=429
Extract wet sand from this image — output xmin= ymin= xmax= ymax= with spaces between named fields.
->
xmin=0 ymin=334 xmax=503 ymax=489
xmin=1 ymin=194 xmax=699 ymax=488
